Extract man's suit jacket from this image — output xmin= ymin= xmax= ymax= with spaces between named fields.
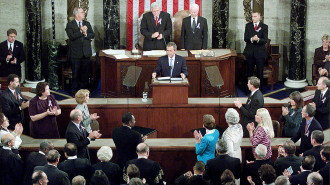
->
xmin=312 ymin=89 xmax=330 ymax=130
xmin=65 ymin=20 xmax=95 ymax=59
xmin=0 ymin=87 xmax=26 ymax=129
xmin=93 ymin=162 xmax=122 ymax=185
xmin=319 ymin=162 xmax=329 ymax=185
xmin=289 ymin=170 xmax=311 ymax=185
xmin=23 ymin=152 xmax=47 ymax=185
xmin=242 ymin=160 xmax=273 ymax=185
xmin=0 ymin=148 xmax=23 ymax=185
xmin=58 ymin=158 xmax=94 ymax=183
xmin=291 ymin=118 xmax=323 ymax=154
xmin=112 ymin=126 xmax=143 ymax=168
xmin=243 ymin=22 xmax=268 ymax=59
xmin=0 ymin=40 xmax=25 ymax=77
xmin=174 ymin=174 xmax=209 ymax=185
xmin=240 ymin=89 xmax=264 ymax=137
xmin=154 ymin=55 xmax=188 ymax=78
xmin=65 ymin=122 xmax=91 ymax=160
xmin=34 ymin=164 xmax=70 ymax=185
xmin=140 ymin=11 xmax=172 ymax=51
xmin=204 ymin=154 xmax=241 ymax=185
xmin=303 ymin=145 xmax=326 ymax=172
xmin=125 ymin=158 xmax=164 ymax=185
xmin=274 ymin=155 xmax=302 ymax=177
xmin=180 ymin=16 xmax=208 ymax=50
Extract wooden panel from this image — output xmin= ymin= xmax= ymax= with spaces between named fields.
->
xmin=186 ymin=60 xmax=201 ymax=97
xmin=136 ymin=60 xmax=158 ymax=97
xmin=152 ymin=83 xmax=188 ymax=104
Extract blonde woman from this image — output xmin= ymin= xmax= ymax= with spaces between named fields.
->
xmin=247 ymin=108 xmax=274 ymax=160
xmin=75 ymin=89 xmax=99 ymax=133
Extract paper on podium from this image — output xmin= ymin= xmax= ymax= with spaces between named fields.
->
xmin=143 ymin=50 xmax=167 ymax=56
xmin=113 ymin=54 xmax=130 ymax=59
xmin=175 ymin=50 xmax=189 ymax=57
xmin=157 ymin=77 xmax=183 ymax=81
xmin=190 ymin=50 xmax=204 ymax=55
xmin=103 ymin=49 xmax=126 ymax=55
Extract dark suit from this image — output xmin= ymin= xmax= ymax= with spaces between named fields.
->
xmin=34 ymin=164 xmax=70 ymax=185
xmin=303 ymin=145 xmax=326 ymax=172
xmin=242 ymin=160 xmax=273 ymax=185
xmin=65 ymin=19 xmax=95 ymax=92
xmin=319 ymin=162 xmax=329 ymax=185
xmin=240 ymin=89 xmax=264 ymax=137
xmin=175 ymin=174 xmax=209 ymax=185
xmin=291 ymin=118 xmax=323 ymax=154
xmin=93 ymin=162 xmax=122 ymax=185
xmin=314 ymin=46 xmax=330 ymax=68
xmin=0 ymin=147 xmax=23 ymax=185
xmin=274 ymin=155 xmax=302 ymax=177
xmin=0 ymin=87 xmax=26 ymax=129
xmin=58 ymin=158 xmax=94 ymax=183
xmin=289 ymin=170 xmax=311 ymax=185
xmin=180 ymin=16 xmax=208 ymax=50
xmin=0 ymin=40 xmax=25 ymax=77
xmin=112 ymin=126 xmax=143 ymax=168
xmin=65 ymin=122 xmax=91 ymax=160
xmin=243 ymin=22 xmax=268 ymax=79
xmin=204 ymin=154 xmax=241 ymax=185
xmin=125 ymin=158 xmax=164 ymax=185
xmin=312 ymin=89 xmax=330 ymax=130
xmin=23 ymin=152 xmax=47 ymax=185
xmin=140 ymin=11 xmax=172 ymax=51
xmin=154 ymin=55 xmax=188 ymax=78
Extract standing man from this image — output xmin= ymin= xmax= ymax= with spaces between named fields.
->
xmin=234 ymin=76 xmax=264 ymax=137
xmin=0 ymin=74 xmax=29 ymax=130
xmin=152 ymin=42 xmax=188 ymax=79
xmin=140 ymin=2 xmax=172 ymax=51
xmin=243 ymin=11 xmax=268 ymax=81
xmin=310 ymin=77 xmax=329 ymax=130
xmin=0 ymin=29 xmax=25 ymax=77
xmin=180 ymin=4 xmax=208 ymax=50
xmin=65 ymin=7 xmax=95 ymax=94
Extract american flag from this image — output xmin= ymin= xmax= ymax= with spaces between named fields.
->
xmin=126 ymin=0 xmax=202 ymax=50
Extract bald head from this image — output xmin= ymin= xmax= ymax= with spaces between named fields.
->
xmin=136 ymin=143 xmax=149 ymax=155
xmin=70 ymin=109 xmax=82 ymax=122
xmin=1 ymin=133 xmax=15 ymax=147
xmin=190 ymin=4 xmax=199 ymax=18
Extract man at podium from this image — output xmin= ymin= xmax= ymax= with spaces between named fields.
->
xmin=152 ymin=42 xmax=188 ymax=79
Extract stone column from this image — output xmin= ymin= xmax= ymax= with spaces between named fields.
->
xmin=212 ymin=0 xmax=229 ymax=48
xmin=252 ymin=0 xmax=264 ymax=16
xmin=284 ymin=0 xmax=308 ymax=88
xmin=25 ymin=0 xmax=44 ymax=86
xmin=104 ymin=0 xmax=120 ymax=49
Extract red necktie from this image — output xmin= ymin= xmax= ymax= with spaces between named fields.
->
xmin=155 ymin=17 xmax=158 ymax=26
xmin=254 ymin=24 xmax=258 ymax=31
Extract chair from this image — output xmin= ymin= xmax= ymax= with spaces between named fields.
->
xmin=312 ymin=64 xmax=319 ymax=85
xmin=91 ymin=120 xmax=99 ymax=131
xmin=263 ymin=39 xmax=280 ymax=90
xmin=272 ymin=120 xmax=281 ymax=137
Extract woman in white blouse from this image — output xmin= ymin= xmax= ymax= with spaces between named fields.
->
xmin=0 ymin=112 xmax=23 ymax=149
xmin=222 ymin=108 xmax=243 ymax=162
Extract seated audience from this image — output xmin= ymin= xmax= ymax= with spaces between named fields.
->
xmin=243 ymin=144 xmax=273 ymax=185
xmin=129 ymin=178 xmax=144 ymax=185
xmin=194 ymin=114 xmax=220 ymax=164
xmin=24 ymin=140 xmax=54 ymax=185
xmin=275 ymin=175 xmax=290 ymax=185
xmin=284 ymin=155 xmax=315 ymax=185
xmin=124 ymin=143 xmax=164 ymax=185
xmin=274 ymin=140 xmax=302 ymax=176
xmin=34 ymin=149 xmax=70 ymax=185
xmin=75 ymin=89 xmax=99 ymax=133
xmin=32 ymin=170 xmax=49 ymax=185
xmin=29 ymin=82 xmax=61 ymax=138
xmin=307 ymin=172 xmax=323 ymax=185
xmin=72 ymin=175 xmax=86 ymax=185
xmin=222 ymin=108 xmax=243 ymax=162
xmin=125 ymin=164 xmax=143 ymax=184
xmin=280 ymin=91 xmax=303 ymax=137
xmin=0 ymin=74 xmax=29 ymax=130
xmin=0 ymin=133 xmax=23 ymax=185
xmin=93 ymin=146 xmax=122 ymax=185
xmin=291 ymin=105 xmax=323 ymax=154
xmin=319 ymin=145 xmax=329 ymax=185
xmin=204 ymin=139 xmax=241 ymax=185
xmin=302 ymin=130 xmax=325 ymax=171
xmin=90 ymin=170 xmax=110 ymax=185
xmin=221 ymin=169 xmax=236 ymax=185
xmin=174 ymin=161 xmax=209 ymax=185
xmin=314 ymin=34 xmax=329 ymax=68
xmin=58 ymin=143 xmax=94 ymax=183
xmin=0 ymin=112 xmax=22 ymax=150
xmin=247 ymin=108 xmax=274 ymax=160
xmin=259 ymin=164 xmax=277 ymax=185
xmin=310 ymin=77 xmax=329 ymax=130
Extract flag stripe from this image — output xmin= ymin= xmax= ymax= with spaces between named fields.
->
xmin=162 ymin=0 xmax=167 ymax=12
xmin=139 ymin=0 xmax=145 ymax=16
xmin=127 ymin=0 xmax=134 ymax=50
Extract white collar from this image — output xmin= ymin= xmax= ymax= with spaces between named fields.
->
xmin=250 ymin=88 xmax=259 ymax=96
xmin=124 ymin=125 xmax=132 ymax=129
xmin=138 ymin=156 xmax=148 ymax=159
xmin=47 ymin=163 xmax=57 ymax=167
xmin=8 ymin=87 xmax=16 ymax=95
xmin=7 ymin=41 xmax=14 ymax=48
xmin=321 ymin=87 xmax=328 ymax=96
xmin=39 ymin=151 xmax=46 ymax=155
xmin=254 ymin=21 xmax=260 ymax=26
xmin=191 ymin=16 xmax=198 ymax=21
xmin=169 ymin=55 xmax=176 ymax=61
xmin=2 ymin=146 xmax=11 ymax=150
xmin=75 ymin=19 xmax=82 ymax=26
xmin=68 ymin=156 xmax=78 ymax=159
xmin=205 ymin=129 xmax=215 ymax=135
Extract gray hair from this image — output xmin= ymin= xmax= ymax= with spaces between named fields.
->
xmin=73 ymin=7 xmax=80 ymax=16
xmin=225 ymin=108 xmax=240 ymax=125
xmin=255 ymin=144 xmax=267 ymax=159
xmin=166 ymin=42 xmax=177 ymax=50
xmin=97 ymin=146 xmax=113 ymax=162
xmin=190 ymin=4 xmax=199 ymax=10
xmin=39 ymin=140 xmax=53 ymax=151
xmin=275 ymin=175 xmax=290 ymax=185
xmin=46 ymin=150 xmax=61 ymax=163
xmin=1 ymin=133 xmax=14 ymax=147
xmin=72 ymin=175 xmax=86 ymax=185
xmin=151 ymin=2 xmax=160 ymax=9
xmin=70 ymin=109 xmax=82 ymax=121
xmin=307 ymin=172 xmax=323 ymax=185
xmin=216 ymin=139 xmax=227 ymax=153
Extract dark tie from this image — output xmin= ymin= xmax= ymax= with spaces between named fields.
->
xmin=14 ymin=91 xmax=18 ymax=100
xmin=9 ymin=44 xmax=13 ymax=55
xmin=155 ymin=17 xmax=158 ymax=26
xmin=79 ymin=123 xmax=84 ymax=133
xmin=79 ymin=21 xmax=82 ymax=28
xmin=192 ymin=18 xmax=196 ymax=32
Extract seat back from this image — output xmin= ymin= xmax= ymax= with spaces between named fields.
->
xmin=272 ymin=120 xmax=281 ymax=137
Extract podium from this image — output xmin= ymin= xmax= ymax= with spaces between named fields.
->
xmin=151 ymin=79 xmax=189 ymax=104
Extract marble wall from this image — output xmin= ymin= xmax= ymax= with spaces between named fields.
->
xmin=0 ymin=0 xmax=329 ymax=83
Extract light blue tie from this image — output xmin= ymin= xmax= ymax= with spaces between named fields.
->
xmin=170 ymin=58 xmax=174 ymax=77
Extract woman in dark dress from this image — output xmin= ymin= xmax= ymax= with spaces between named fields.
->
xmin=29 ymin=82 xmax=61 ymax=138
xmin=314 ymin=34 xmax=329 ymax=68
